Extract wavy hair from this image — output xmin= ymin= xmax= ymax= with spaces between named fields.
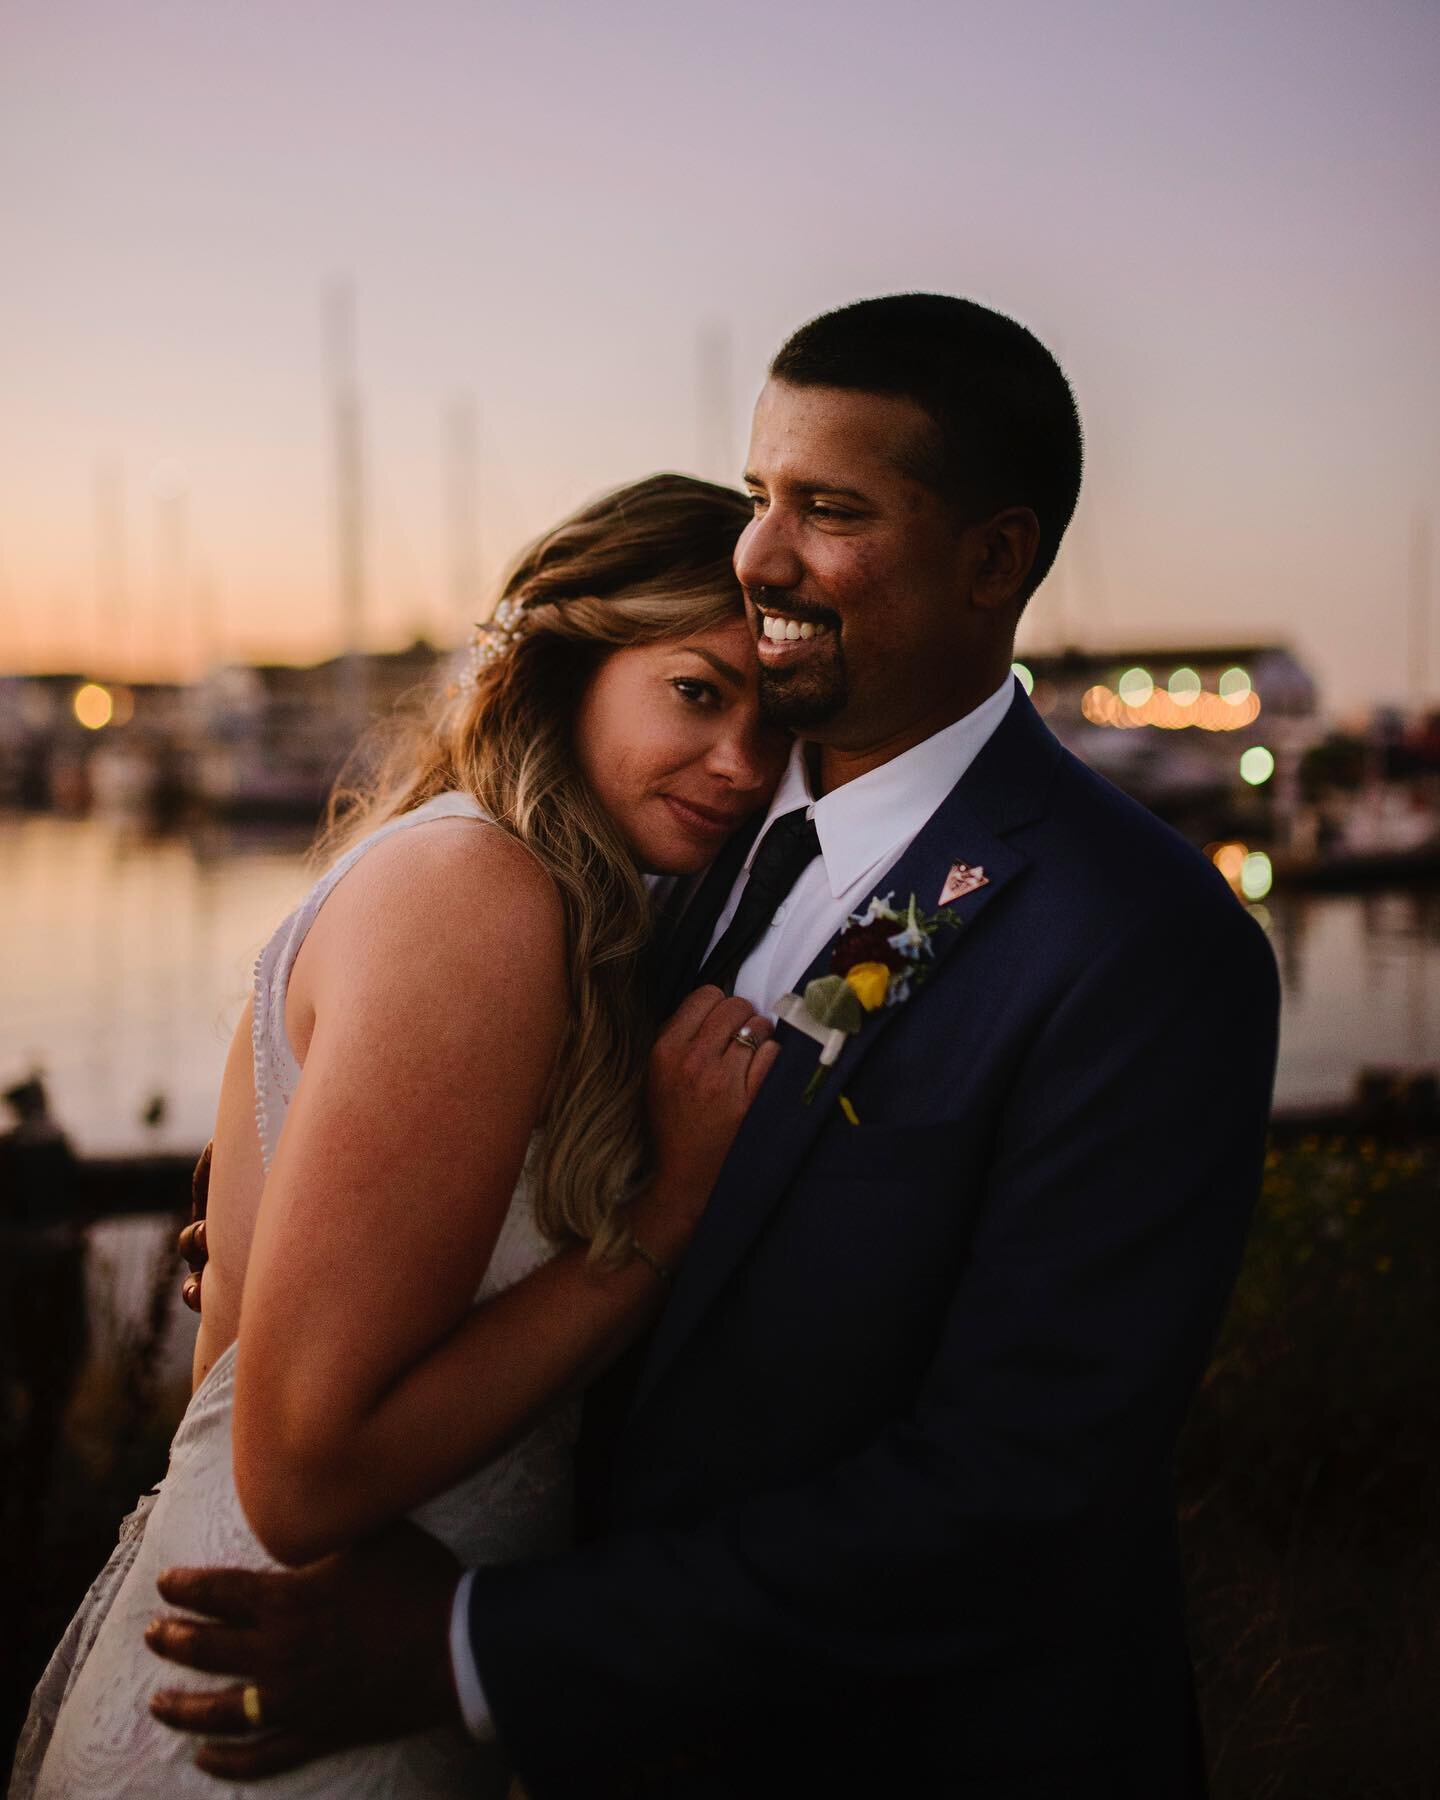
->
xmin=317 ymin=473 xmax=752 ymax=1261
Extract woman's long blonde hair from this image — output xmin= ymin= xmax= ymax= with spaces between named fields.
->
xmin=317 ymin=473 xmax=753 ymax=1262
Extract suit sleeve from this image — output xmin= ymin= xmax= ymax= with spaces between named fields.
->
xmin=465 ymin=895 xmax=1280 ymax=1780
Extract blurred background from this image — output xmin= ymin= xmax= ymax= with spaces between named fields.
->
xmin=2 ymin=1 xmax=1437 ymax=1791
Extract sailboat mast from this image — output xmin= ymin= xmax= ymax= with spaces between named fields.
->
xmin=326 ymin=281 xmax=368 ymax=733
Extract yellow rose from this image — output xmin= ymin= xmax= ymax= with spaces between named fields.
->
xmin=844 ymin=962 xmax=891 ymax=1012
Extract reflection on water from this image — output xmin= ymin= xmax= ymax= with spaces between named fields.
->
xmin=1269 ymin=887 xmax=1440 ymax=1107
xmin=4 ymin=811 xmax=1440 ymax=1156
xmin=2 ymin=811 xmax=315 ymax=1155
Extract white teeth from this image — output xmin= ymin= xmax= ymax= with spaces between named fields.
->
xmin=761 ymin=612 xmax=827 ymax=642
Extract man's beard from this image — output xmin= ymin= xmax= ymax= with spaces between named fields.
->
xmin=757 ymin=636 xmax=849 ymax=730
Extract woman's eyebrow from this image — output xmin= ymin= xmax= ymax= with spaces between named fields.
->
xmin=680 ymin=647 xmax=745 ymax=686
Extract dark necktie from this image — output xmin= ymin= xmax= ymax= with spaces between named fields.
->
xmin=695 ymin=807 xmax=822 ymax=996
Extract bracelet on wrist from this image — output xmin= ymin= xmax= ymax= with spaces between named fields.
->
xmin=625 ymin=1227 xmax=673 ymax=1285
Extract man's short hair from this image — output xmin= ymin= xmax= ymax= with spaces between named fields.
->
xmin=770 ymin=293 xmax=1083 ymax=598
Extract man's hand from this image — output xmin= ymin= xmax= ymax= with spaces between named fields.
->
xmin=178 ymin=1140 xmax=212 ymax=1314
xmin=147 ymin=1518 xmax=462 ymax=1780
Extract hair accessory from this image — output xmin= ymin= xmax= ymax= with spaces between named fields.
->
xmin=460 ymin=595 xmax=527 ymax=689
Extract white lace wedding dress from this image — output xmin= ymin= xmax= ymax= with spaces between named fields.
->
xmin=10 ymin=793 xmax=579 ymax=1799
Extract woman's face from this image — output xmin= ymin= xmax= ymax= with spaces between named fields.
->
xmin=574 ymin=614 xmax=790 ymax=875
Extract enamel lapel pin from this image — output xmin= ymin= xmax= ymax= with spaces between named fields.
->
xmin=938 ymin=861 xmax=989 ymax=906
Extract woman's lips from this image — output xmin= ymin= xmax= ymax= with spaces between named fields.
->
xmin=662 ymin=794 xmax=746 ymax=837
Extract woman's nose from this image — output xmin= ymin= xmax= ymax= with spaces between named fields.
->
xmin=734 ymin=509 xmax=802 ymax=594
xmin=707 ymin=717 xmax=783 ymax=794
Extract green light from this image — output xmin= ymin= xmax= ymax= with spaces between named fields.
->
xmin=1219 ymin=666 xmax=1252 ymax=703
xmin=1011 ymin=662 xmax=1034 ymax=695
xmin=1240 ymin=851 xmax=1273 ymax=900
xmin=1117 ymin=667 xmax=1154 ymax=707
xmin=1239 ymin=746 xmax=1275 ymax=786
xmin=1168 ymin=667 xmax=1201 ymax=705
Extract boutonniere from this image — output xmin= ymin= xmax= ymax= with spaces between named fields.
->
xmin=775 ymin=892 xmax=961 ymax=1105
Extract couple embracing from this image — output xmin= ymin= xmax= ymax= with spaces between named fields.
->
xmin=11 ymin=293 xmax=1279 ymax=1799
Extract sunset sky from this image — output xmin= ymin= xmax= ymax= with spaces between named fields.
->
xmin=1 ymin=0 xmax=1436 ymax=709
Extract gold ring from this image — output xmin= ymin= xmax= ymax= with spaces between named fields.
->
xmin=731 ymin=1030 xmax=759 ymax=1054
xmin=241 ymin=1683 xmax=265 ymax=1730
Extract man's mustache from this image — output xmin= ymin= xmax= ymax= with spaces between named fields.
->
xmin=746 ymin=589 xmax=841 ymax=631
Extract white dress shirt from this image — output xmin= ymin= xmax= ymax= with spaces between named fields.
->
xmin=450 ymin=673 xmax=1018 ymax=1738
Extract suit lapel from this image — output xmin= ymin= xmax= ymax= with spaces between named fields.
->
xmin=629 ymin=681 xmax=1063 ymax=1414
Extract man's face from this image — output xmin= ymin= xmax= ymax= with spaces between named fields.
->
xmin=735 ymin=380 xmax=996 ymax=754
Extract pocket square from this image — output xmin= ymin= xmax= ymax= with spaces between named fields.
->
xmin=938 ymin=861 xmax=989 ymax=904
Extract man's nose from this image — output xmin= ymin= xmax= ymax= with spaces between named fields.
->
xmin=734 ymin=509 xmax=803 ymax=593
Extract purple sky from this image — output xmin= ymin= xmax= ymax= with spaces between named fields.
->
xmin=1 ymin=0 xmax=1436 ymax=708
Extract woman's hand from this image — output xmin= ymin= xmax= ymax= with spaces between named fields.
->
xmin=631 ymin=986 xmax=779 ymax=1267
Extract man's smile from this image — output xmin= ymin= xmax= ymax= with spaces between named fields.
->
xmin=750 ymin=597 xmax=838 ymax=662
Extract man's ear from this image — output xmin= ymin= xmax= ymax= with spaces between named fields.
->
xmin=973 ymin=507 xmax=1041 ymax=612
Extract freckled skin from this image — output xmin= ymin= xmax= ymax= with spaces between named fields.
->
xmin=572 ymin=615 xmax=789 ymax=875
xmin=736 ymin=380 xmax=1040 ymax=790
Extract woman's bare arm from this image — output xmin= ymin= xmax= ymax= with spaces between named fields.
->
xmin=230 ymin=822 xmax=773 ymax=1567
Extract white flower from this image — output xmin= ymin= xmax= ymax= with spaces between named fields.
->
xmin=853 ymin=891 xmax=900 ymax=929
xmin=887 ymin=893 xmax=933 ymax=960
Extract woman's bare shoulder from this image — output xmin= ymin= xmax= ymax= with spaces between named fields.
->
xmin=294 ymin=813 xmax=567 ymax=1025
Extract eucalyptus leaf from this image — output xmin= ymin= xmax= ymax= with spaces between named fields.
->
xmin=804 ymin=973 xmax=865 ymax=1035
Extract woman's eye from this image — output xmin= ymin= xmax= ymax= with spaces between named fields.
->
xmin=671 ymin=677 xmax=718 ymax=705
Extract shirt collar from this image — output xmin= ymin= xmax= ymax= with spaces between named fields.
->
xmin=746 ymin=675 xmax=1017 ymax=900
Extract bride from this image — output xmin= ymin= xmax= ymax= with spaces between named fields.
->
xmin=10 ymin=473 xmax=788 ymax=1798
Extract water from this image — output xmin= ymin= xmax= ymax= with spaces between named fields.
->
xmin=2 ymin=810 xmax=315 ymax=1156
xmin=4 ymin=811 xmax=1440 ymax=1158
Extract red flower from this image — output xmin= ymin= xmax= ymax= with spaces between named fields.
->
xmin=830 ymin=919 xmax=910 ymax=977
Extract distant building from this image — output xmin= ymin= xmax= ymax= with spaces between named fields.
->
xmin=1010 ymin=642 xmax=1319 ymax=831
xmin=1 ymin=642 xmax=449 ymax=817
xmin=0 ymin=673 xmax=189 ymax=808
xmin=192 ymin=639 xmax=445 ymax=815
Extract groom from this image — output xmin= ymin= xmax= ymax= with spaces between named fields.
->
xmin=150 ymin=294 xmax=1279 ymax=1796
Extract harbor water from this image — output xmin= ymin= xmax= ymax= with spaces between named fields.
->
xmin=6 ymin=807 xmax=1440 ymax=1155
xmin=4 ymin=804 xmax=1440 ymax=1382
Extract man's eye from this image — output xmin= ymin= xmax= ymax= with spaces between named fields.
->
xmin=809 ymin=503 xmax=853 ymax=520
xmin=747 ymin=492 xmax=768 ymax=513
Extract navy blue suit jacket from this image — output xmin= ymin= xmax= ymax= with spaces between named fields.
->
xmin=465 ymin=681 xmax=1280 ymax=1797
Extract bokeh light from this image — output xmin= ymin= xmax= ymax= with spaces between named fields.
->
xmin=73 ymin=684 xmax=113 ymax=730
xmin=1239 ymin=746 xmax=1275 ymax=785
xmin=1168 ymin=667 xmax=1201 ymax=706
xmin=1011 ymin=662 xmax=1034 ymax=696
xmin=1240 ymin=851 xmax=1273 ymax=900
xmin=1219 ymin=667 xmax=1253 ymax=704
xmin=1117 ymin=668 xmax=1154 ymax=708
xmin=1081 ymin=683 xmax=1261 ymax=731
